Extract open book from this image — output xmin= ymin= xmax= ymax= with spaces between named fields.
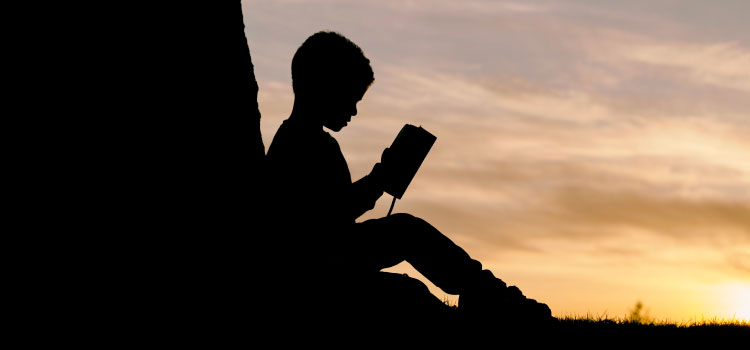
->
xmin=381 ymin=124 xmax=436 ymax=199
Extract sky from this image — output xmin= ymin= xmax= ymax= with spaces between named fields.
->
xmin=243 ymin=0 xmax=750 ymax=322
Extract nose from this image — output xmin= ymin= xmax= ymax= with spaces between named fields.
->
xmin=351 ymin=104 xmax=358 ymax=116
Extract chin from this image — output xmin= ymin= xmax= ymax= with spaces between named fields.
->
xmin=326 ymin=124 xmax=346 ymax=132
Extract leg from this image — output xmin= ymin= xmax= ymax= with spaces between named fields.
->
xmin=350 ymin=213 xmax=554 ymax=323
xmin=353 ymin=213 xmax=483 ymax=295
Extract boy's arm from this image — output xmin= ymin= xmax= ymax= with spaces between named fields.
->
xmin=341 ymin=148 xmax=393 ymax=220
xmin=346 ymin=167 xmax=384 ymax=220
xmin=279 ymin=158 xmax=382 ymax=224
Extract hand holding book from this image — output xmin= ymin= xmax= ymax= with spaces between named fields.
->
xmin=374 ymin=124 xmax=436 ymax=199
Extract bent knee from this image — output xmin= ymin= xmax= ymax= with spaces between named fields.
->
xmin=388 ymin=213 xmax=432 ymax=231
xmin=388 ymin=212 xmax=415 ymax=220
xmin=388 ymin=213 xmax=419 ymax=225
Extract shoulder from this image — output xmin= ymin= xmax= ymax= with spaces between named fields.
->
xmin=268 ymin=121 xmax=301 ymax=153
xmin=266 ymin=120 xmax=322 ymax=165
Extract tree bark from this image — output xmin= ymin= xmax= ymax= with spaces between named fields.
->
xmin=36 ymin=2 xmax=267 ymax=341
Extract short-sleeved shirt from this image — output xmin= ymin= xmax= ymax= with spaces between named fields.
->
xmin=266 ymin=118 xmax=356 ymax=252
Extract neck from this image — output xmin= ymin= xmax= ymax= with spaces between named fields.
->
xmin=289 ymin=98 xmax=323 ymax=130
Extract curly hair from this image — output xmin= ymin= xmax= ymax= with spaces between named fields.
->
xmin=292 ymin=31 xmax=374 ymax=96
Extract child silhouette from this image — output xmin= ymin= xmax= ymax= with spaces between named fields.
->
xmin=265 ymin=31 xmax=552 ymax=323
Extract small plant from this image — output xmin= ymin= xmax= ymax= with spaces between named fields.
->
xmin=627 ymin=301 xmax=653 ymax=324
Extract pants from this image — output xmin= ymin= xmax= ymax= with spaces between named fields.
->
xmin=334 ymin=213 xmax=483 ymax=295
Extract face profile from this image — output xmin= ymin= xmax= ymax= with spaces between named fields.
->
xmin=289 ymin=31 xmax=374 ymax=132
xmin=320 ymin=87 xmax=367 ymax=132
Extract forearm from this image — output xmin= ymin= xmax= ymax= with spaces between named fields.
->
xmin=346 ymin=173 xmax=384 ymax=220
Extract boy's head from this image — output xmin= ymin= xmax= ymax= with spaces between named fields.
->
xmin=292 ymin=31 xmax=374 ymax=131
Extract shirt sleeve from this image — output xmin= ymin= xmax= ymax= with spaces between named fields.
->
xmin=267 ymin=127 xmax=383 ymax=230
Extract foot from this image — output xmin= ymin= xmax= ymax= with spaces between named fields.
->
xmin=458 ymin=270 xmax=555 ymax=324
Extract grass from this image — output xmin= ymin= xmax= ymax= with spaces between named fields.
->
xmin=558 ymin=312 xmax=750 ymax=328
xmin=443 ymin=298 xmax=750 ymax=327
xmin=547 ymin=315 xmax=749 ymax=343
xmin=274 ymin=303 xmax=748 ymax=345
xmin=431 ymin=299 xmax=750 ymax=342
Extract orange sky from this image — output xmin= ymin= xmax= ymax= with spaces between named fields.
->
xmin=244 ymin=0 xmax=750 ymax=321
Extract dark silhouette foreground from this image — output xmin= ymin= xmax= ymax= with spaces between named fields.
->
xmin=32 ymin=2 xmax=263 ymax=343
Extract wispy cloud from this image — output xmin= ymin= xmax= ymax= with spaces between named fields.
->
xmin=727 ymin=251 xmax=750 ymax=277
xmin=380 ymin=0 xmax=549 ymax=15
xmin=611 ymin=41 xmax=750 ymax=92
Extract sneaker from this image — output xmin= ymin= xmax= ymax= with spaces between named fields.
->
xmin=458 ymin=271 xmax=554 ymax=324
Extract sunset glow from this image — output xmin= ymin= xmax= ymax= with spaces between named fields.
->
xmin=245 ymin=0 xmax=750 ymax=322
xmin=722 ymin=282 xmax=750 ymax=321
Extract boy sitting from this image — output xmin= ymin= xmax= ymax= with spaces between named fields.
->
xmin=265 ymin=31 xmax=553 ymax=323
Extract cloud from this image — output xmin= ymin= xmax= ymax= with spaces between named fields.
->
xmin=380 ymin=0 xmax=548 ymax=15
xmin=542 ymin=187 xmax=750 ymax=240
xmin=617 ymin=42 xmax=750 ymax=92
xmin=407 ymin=157 xmax=750 ymax=240
xmin=726 ymin=251 xmax=750 ymax=278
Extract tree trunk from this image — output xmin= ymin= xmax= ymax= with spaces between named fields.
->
xmin=36 ymin=2 xmax=267 ymax=341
